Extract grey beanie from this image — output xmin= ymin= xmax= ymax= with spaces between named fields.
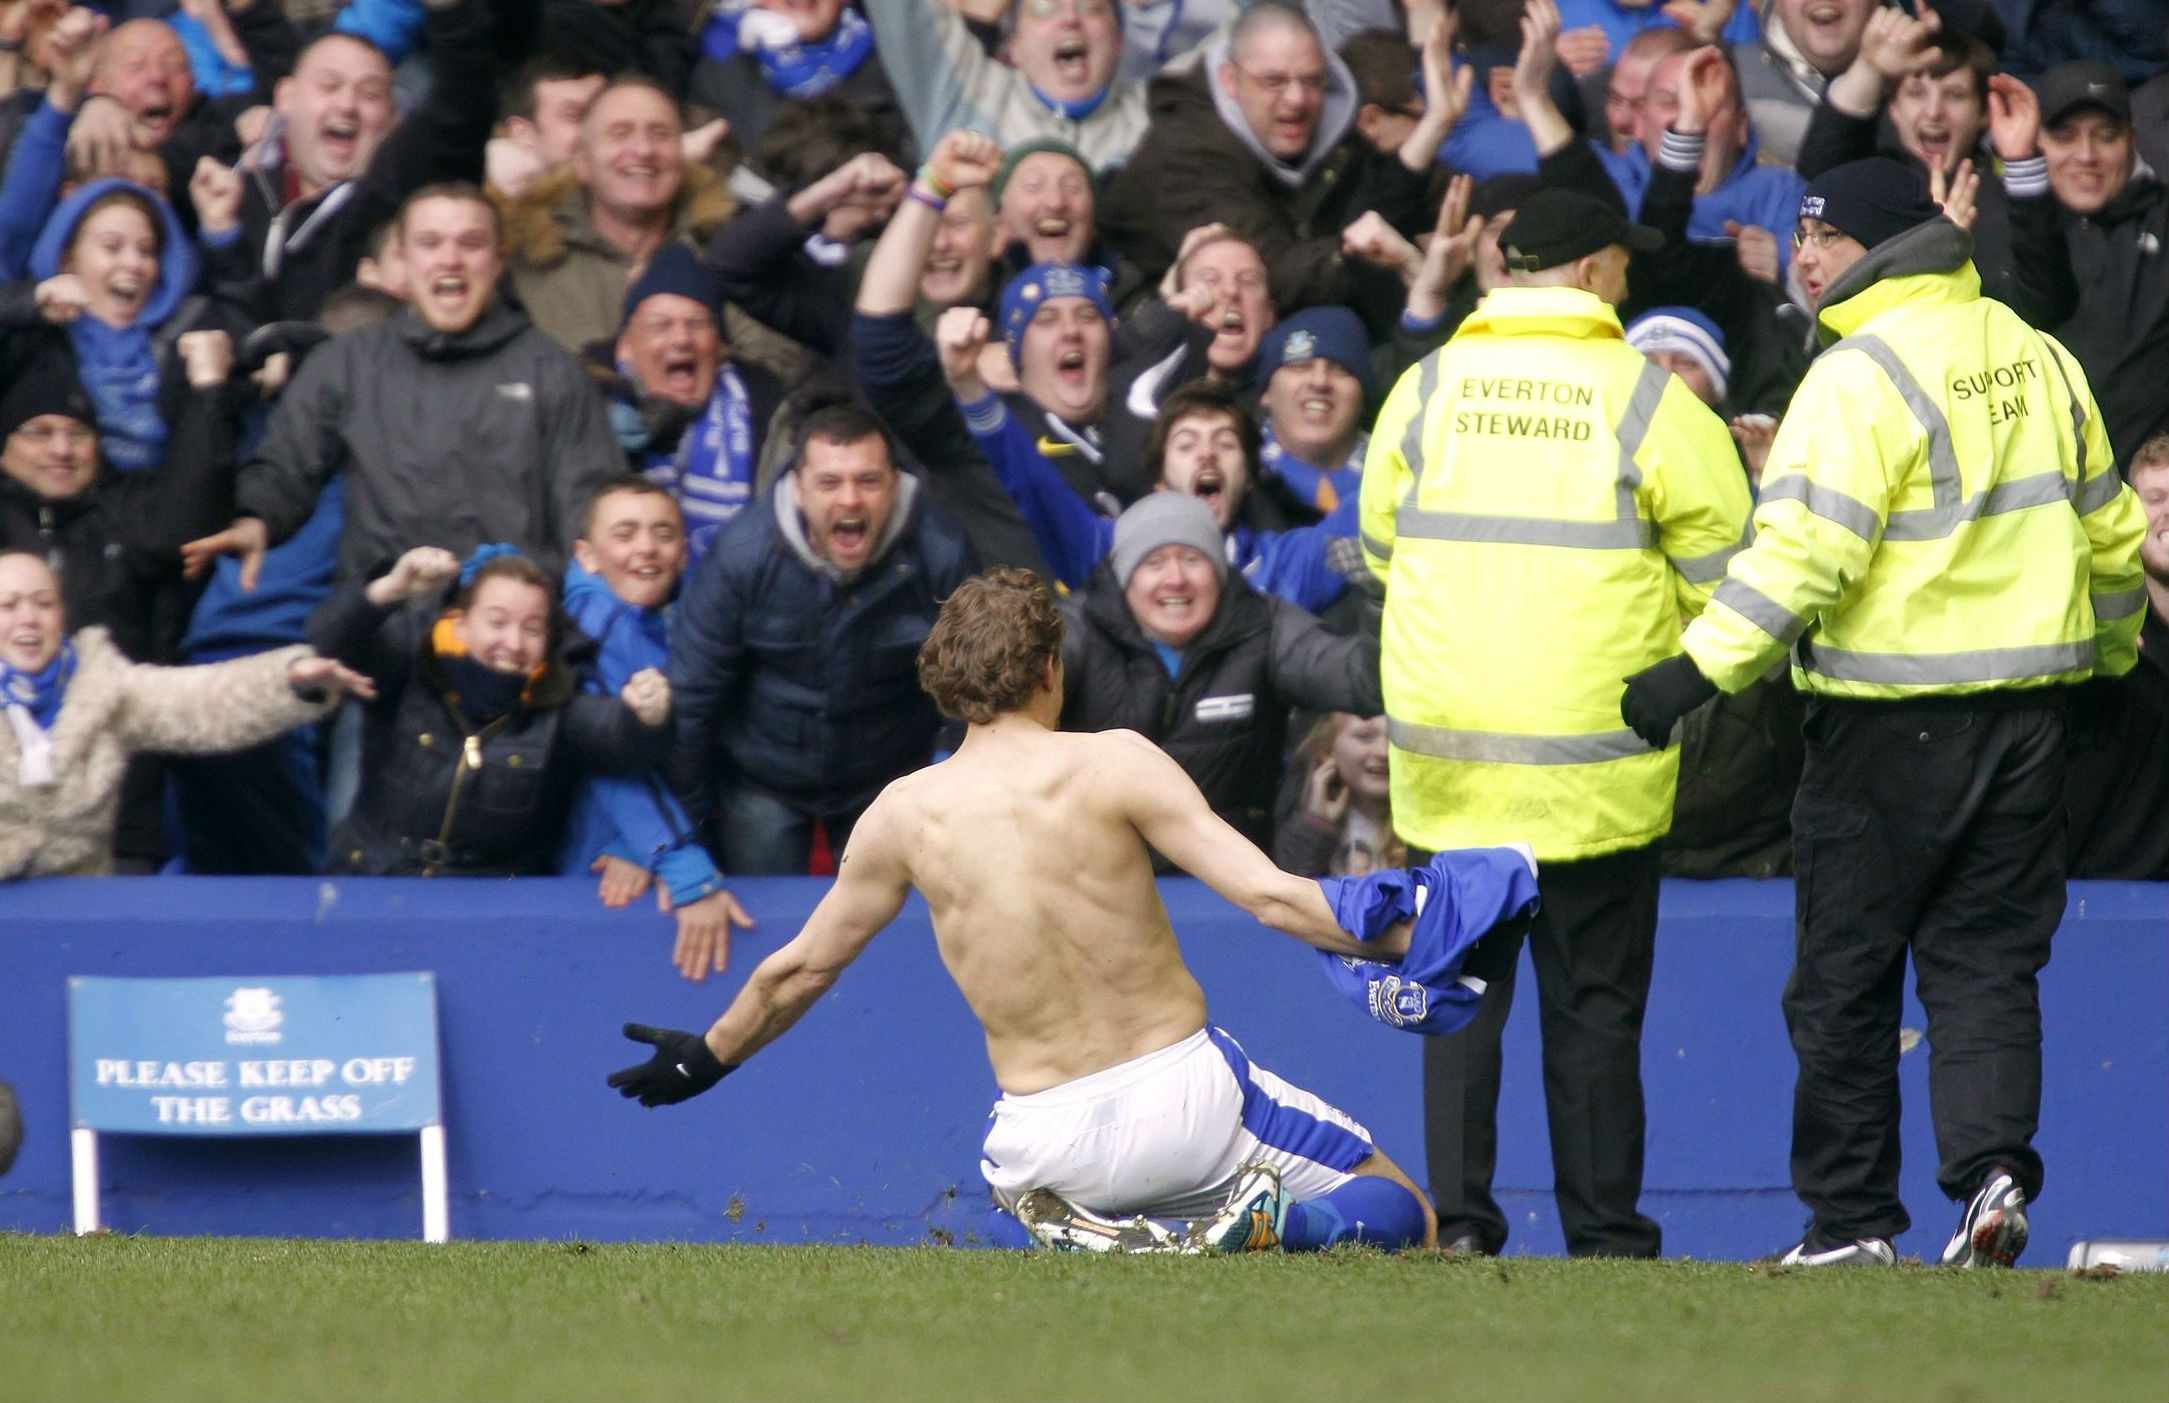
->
xmin=1110 ymin=492 xmax=1227 ymax=587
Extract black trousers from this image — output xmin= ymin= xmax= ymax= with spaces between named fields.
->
xmin=1418 ymin=842 xmax=1664 ymax=1257
xmin=1786 ymin=698 xmax=2066 ymax=1241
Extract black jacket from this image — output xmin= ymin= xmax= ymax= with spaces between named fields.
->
xmin=2056 ymin=174 xmax=2169 ymax=470
xmin=666 ymin=472 xmax=975 ymax=824
xmin=702 ymin=195 xmax=854 ymax=361
xmin=2064 ymin=606 xmax=2169 ymax=880
xmin=313 ymin=583 xmax=667 ymax=876
xmin=1059 ymin=565 xmax=1380 ymax=847
xmin=0 ymin=377 xmax=236 ymax=665
xmin=236 ymin=301 xmax=622 ymax=582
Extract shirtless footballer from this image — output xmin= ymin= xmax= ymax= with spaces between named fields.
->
xmin=609 ymin=567 xmax=1438 ymax=1253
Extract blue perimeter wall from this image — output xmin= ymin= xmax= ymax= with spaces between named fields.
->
xmin=0 ymin=876 xmax=2162 ymax=1261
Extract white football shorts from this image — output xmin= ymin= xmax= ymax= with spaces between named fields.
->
xmin=979 ymin=1025 xmax=1375 ymax=1220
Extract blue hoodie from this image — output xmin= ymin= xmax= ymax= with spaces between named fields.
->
xmin=557 ymin=562 xmax=726 ymax=906
xmin=25 ymin=178 xmax=200 ymax=474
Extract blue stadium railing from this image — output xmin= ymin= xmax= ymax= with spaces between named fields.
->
xmin=0 ymin=876 xmax=2162 ymax=1260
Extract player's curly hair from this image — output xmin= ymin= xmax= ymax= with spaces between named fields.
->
xmin=918 ymin=567 xmax=1065 ymax=725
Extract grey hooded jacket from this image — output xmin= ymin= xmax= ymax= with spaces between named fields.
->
xmin=236 ymin=302 xmax=623 ymax=583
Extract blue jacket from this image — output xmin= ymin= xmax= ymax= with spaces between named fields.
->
xmin=957 ymin=390 xmax=1356 ymax=615
xmin=1597 ymin=131 xmax=1807 ymax=278
xmin=1440 ymin=85 xmax=1546 ymax=181
xmin=1556 ymin=0 xmax=1759 ymax=55
xmin=666 ymin=472 xmax=976 ymax=825
xmin=559 ymin=563 xmax=726 ymax=906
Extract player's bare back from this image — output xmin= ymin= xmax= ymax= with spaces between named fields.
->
xmin=866 ymin=723 xmax=1210 ymax=1096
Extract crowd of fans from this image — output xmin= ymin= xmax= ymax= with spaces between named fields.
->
xmin=1 ymin=0 xmax=2165 ymax=975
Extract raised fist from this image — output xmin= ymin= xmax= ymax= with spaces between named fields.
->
xmin=375 ymin=546 xmax=462 ymax=603
xmin=190 ymin=157 xmax=244 ymax=236
xmin=934 ymin=305 xmax=993 ymax=387
xmin=621 ymin=667 xmax=671 ymax=726
xmin=924 ymin=129 xmax=1003 ymax=195
xmin=177 ymin=329 xmax=235 ymax=389
xmin=34 ymin=273 xmax=88 ymax=324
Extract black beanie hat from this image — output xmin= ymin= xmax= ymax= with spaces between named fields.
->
xmin=620 ymin=243 xmax=726 ymax=329
xmin=0 ymin=354 xmax=97 ymax=446
xmin=1798 ymin=158 xmax=1944 ymax=251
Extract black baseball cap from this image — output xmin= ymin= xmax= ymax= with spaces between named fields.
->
xmin=2038 ymin=61 xmax=2130 ymax=129
xmin=1499 ymin=189 xmax=1663 ymax=273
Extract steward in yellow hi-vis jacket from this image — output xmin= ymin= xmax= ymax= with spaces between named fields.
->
xmin=1625 ymin=160 xmax=2148 ymax=1271
xmin=1362 ymin=188 xmax=1753 ymax=1261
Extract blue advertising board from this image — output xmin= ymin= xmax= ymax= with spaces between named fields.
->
xmin=68 ymin=973 xmax=442 ymax=1136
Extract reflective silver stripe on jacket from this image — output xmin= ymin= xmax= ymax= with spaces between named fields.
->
xmin=1388 ymin=717 xmax=1655 ymax=765
xmin=1394 ymin=510 xmax=1655 ymax=548
xmin=1756 ymin=474 xmax=1882 ymax=542
xmin=1399 ymin=355 xmax=1442 ymax=491
xmin=1714 ymin=578 xmax=1809 ymax=644
xmin=1832 ymin=333 xmax=1962 ymax=509
xmin=1796 ymin=638 xmax=2095 ymax=685
xmin=1361 ymin=529 xmax=1395 ymax=563
xmin=1394 ymin=360 xmax=1670 ymax=553
xmin=2043 ymin=344 xmax=2089 ymax=493
xmin=2076 ymin=462 xmax=2124 ymax=515
xmin=1670 ymin=523 xmax=1754 ymax=584
xmin=2092 ymin=587 xmax=2147 ymax=622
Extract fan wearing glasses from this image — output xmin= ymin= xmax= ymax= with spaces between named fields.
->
xmin=1102 ymin=1 xmax=1441 ymax=326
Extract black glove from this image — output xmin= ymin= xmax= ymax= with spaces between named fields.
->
xmin=608 ymin=1023 xmax=735 ymax=1107
xmin=1620 ymin=654 xmax=1718 ymax=748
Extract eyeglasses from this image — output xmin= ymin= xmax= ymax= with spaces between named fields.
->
xmin=1792 ymin=227 xmax=1852 ymax=250
xmin=1023 ymin=0 xmax=1112 ymax=19
xmin=15 ymin=423 xmax=95 ymax=449
xmin=633 ymin=313 xmax=715 ymax=338
xmin=1231 ymin=62 xmax=1328 ymax=98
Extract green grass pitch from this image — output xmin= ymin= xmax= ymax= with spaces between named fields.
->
xmin=5 ymin=1234 xmax=2166 ymax=1402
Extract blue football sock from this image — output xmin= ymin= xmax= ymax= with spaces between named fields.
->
xmin=1282 ymin=1178 xmax=1429 ymax=1252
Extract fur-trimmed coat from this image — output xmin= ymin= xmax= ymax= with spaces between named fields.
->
xmin=0 ymin=630 xmax=334 ymax=879
xmin=498 ymin=164 xmax=738 ymax=357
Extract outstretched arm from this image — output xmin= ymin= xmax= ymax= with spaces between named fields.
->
xmin=609 ymin=795 xmax=915 ymax=1104
xmin=1114 ymin=732 xmax=1402 ymax=959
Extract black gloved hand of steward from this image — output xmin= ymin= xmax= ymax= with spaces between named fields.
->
xmin=1621 ymin=653 xmax=1718 ymax=748
xmin=608 ymin=1022 xmax=736 ymax=1107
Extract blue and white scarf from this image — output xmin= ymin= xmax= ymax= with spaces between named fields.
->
xmin=639 ymin=366 xmax=757 ymax=564
xmin=704 ymin=4 xmax=876 ymax=100
xmin=2 ymin=640 xmax=77 ymax=788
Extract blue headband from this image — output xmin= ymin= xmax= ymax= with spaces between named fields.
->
xmin=458 ymin=543 xmax=523 ymax=587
